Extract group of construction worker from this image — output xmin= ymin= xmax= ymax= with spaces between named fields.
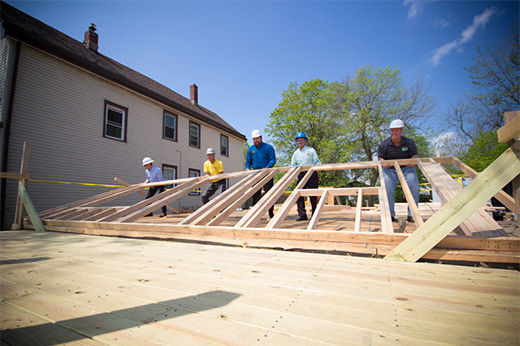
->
xmin=141 ymin=119 xmax=419 ymax=223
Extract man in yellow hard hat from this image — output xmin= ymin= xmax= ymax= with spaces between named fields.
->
xmin=201 ymin=148 xmax=227 ymax=204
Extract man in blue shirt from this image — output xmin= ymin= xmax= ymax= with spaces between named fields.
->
xmin=291 ymin=132 xmax=321 ymax=221
xmin=246 ymin=129 xmax=277 ymax=218
xmin=142 ymin=157 xmax=167 ymax=217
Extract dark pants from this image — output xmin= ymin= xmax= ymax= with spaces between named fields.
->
xmin=202 ymin=179 xmax=227 ymax=204
xmin=252 ymin=178 xmax=274 ymax=218
xmin=145 ymin=186 xmax=167 ymax=215
xmin=297 ymin=171 xmax=319 ymax=218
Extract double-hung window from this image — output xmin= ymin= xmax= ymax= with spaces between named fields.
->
xmin=163 ymin=111 xmax=177 ymax=141
xmin=162 ymin=164 xmax=177 ymax=189
xmin=220 ymin=134 xmax=229 ymax=157
xmin=188 ymin=168 xmax=200 ymax=195
xmin=104 ymin=101 xmax=127 ymax=141
xmin=189 ymin=121 xmax=200 ymax=148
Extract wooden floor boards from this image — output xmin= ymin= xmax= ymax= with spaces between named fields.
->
xmin=1 ymin=231 xmax=518 ymax=345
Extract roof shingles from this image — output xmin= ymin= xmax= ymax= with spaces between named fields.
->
xmin=0 ymin=1 xmax=246 ymax=140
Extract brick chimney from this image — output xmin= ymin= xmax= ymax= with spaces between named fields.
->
xmin=190 ymin=83 xmax=198 ymax=105
xmin=83 ymin=24 xmax=98 ymax=51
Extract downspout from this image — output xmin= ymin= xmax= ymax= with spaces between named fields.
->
xmin=1 ymin=39 xmax=21 ymax=229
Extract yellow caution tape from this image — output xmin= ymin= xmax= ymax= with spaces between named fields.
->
xmin=29 ymin=179 xmax=124 ymax=188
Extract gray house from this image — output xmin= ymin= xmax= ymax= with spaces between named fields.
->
xmin=0 ymin=2 xmax=246 ymax=228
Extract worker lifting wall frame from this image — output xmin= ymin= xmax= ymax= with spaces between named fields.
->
xmin=23 ymin=120 xmax=518 ymax=264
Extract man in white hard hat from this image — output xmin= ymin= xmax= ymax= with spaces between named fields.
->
xmin=378 ymin=119 xmax=420 ymax=223
xmin=246 ymin=129 xmax=277 ymax=218
xmin=201 ymin=148 xmax=227 ymax=204
xmin=142 ymin=157 xmax=167 ymax=217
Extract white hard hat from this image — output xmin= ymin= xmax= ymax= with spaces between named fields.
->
xmin=389 ymin=119 xmax=404 ymax=129
xmin=142 ymin=157 xmax=154 ymax=166
xmin=206 ymin=148 xmax=216 ymax=155
xmin=251 ymin=129 xmax=262 ymax=138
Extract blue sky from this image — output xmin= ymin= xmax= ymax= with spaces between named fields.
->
xmin=6 ymin=0 xmax=519 ymax=145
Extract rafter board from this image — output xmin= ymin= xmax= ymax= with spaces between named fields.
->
xmin=386 ymin=147 xmax=520 ymax=262
xmin=450 ymin=156 xmax=516 ymax=212
xmin=207 ymin=170 xmax=280 ymax=227
xmin=394 ymin=162 xmax=424 ymax=226
xmin=417 ymin=160 xmax=505 ymax=237
xmin=497 ymin=111 xmax=520 ymax=143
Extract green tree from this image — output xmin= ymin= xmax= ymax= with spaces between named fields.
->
xmin=461 ymin=130 xmax=508 ymax=172
xmin=336 ymin=66 xmax=434 ymax=190
xmin=266 ymin=67 xmax=434 ymax=192
xmin=266 ymin=79 xmax=350 ymax=186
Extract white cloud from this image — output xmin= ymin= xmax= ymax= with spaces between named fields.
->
xmin=434 ymin=19 xmax=451 ymax=28
xmin=431 ymin=131 xmax=456 ymax=146
xmin=431 ymin=7 xmax=497 ymax=67
xmin=403 ymin=0 xmax=420 ymax=19
xmin=431 ymin=40 xmax=458 ymax=67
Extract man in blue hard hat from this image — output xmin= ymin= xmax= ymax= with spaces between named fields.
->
xmin=246 ymin=129 xmax=277 ymax=218
xmin=378 ymin=119 xmax=420 ymax=223
xmin=291 ymin=132 xmax=321 ymax=221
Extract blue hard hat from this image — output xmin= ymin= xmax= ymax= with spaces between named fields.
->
xmin=295 ymin=131 xmax=308 ymax=141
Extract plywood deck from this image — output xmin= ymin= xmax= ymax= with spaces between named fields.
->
xmin=1 ymin=231 xmax=519 ymax=345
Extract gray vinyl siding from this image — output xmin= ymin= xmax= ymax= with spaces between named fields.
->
xmin=3 ymin=43 xmax=244 ymax=228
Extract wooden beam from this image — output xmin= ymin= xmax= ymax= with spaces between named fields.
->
xmin=114 ymin=177 xmax=179 ymax=214
xmin=236 ymin=166 xmax=302 ymax=228
xmin=17 ymin=181 xmax=44 ymax=232
xmin=182 ymin=171 xmax=266 ymax=225
xmin=306 ymin=190 xmax=328 ymax=231
xmin=297 ymin=187 xmax=380 ymax=197
xmin=377 ymin=163 xmax=394 ymax=234
xmin=207 ymin=170 xmax=279 ymax=227
xmin=12 ymin=141 xmax=31 ymax=230
xmin=450 ymin=157 xmax=516 ymax=212
xmin=98 ymin=180 xmax=198 ymax=222
xmin=0 ymin=172 xmax=30 ymax=179
xmin=386 ymin=147 xmax=520 ymax=262
xmin=354 ymin=189 xmax=362 ymax=233
xmin=266 ymin=169 xmax=315 ymax=229
xmin=118 ymin=179 xmax=210 ymax=223
xmin=418 ymin=159 xmax=505 ymax=237
xmin=394 ymin=162 xmax=423 ymax=226
xmin=497 ymin=111 xmax=520 ymax=143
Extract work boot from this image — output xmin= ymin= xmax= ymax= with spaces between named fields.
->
xmin=391 ymin=216 xmax=397 ymax=222
xmin=296 ymin=215 xmax=308 ymax=221
xmin=269 ymin=210 xmax=274 ymax=218
xmin=406 ymin=216 xmax=414 ymax=223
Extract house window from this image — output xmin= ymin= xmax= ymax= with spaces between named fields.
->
xmin=188 ymin=168 xmax=200 ymax=196
xmin=220 ymin=134 xmax=229 ymax=157
xmin=189 ymin=121 xmax=200 ymax=148
xmin=163 ymin=111 xmax=177 ymax=141
xmin=103 ymin=100 xmax=127 ymax=141
xmin=162 ymin=164 xmax=177 ymax=189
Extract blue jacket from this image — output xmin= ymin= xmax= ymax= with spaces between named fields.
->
xmin=246 ymin=142 xmax=276 ymax=170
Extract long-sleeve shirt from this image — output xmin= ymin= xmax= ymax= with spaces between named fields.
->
xmin=291 ymin=146 xmax=321 ymax=166
xmin=246 ymin=142 xmax=276 ymax=170
xmin=145 ymin=165 xmax=164 ymax=182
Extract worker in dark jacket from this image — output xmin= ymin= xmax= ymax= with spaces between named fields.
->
xmin=378 ymin=119 xmax=419 ymax=223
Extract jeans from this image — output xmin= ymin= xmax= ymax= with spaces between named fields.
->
xmin=383 ymin=166 xmax=419 ymax=217
xmin=252 ymin=178 xmax=275 ymax=218
xmin=201 ymin=179 xmax=227 ymax=204
xmin=296 ymin=171 xmax=319 ymax=218
xmin=145 ymin=185 xmax=167 ymax=215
